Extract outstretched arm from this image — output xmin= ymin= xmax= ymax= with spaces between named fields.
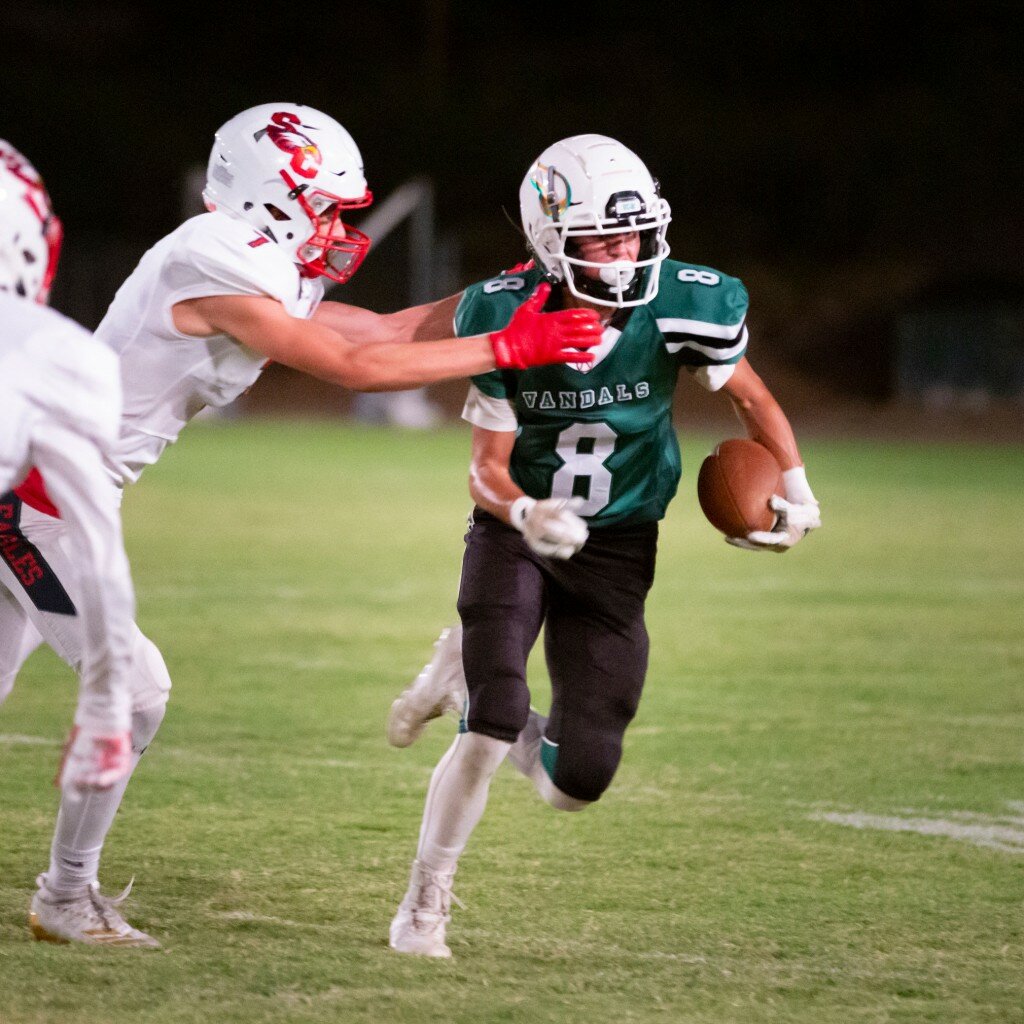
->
xmin=312 ymin=293 xmax=462 ymax=345
xmin=174 ymin=284 xmax=599 ymax=391
xmin=719 ymin=357 xmax=820 ymax=552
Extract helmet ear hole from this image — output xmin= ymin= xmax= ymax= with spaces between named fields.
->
xmin=264 ymin=203 xmax=291 ymax=221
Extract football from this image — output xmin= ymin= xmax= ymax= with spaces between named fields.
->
xmin=696 ymin=438 xmax=784 ymax=538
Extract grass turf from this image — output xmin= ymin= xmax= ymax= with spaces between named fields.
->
xmin=1 ymin=421 xmax=1021 ymax=1023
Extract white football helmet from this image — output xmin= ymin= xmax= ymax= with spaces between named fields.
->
xmin=0 ymin=140 xmax=64 ymax=304
xmin=519 ymin=135 xmax=671 ymax=308
xmin=203 ymin=103 xmax=372 ymax=284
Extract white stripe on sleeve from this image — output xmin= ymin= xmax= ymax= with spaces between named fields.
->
xmin=664 ymin=325 xmax=748 ymax=361
xmin=461 ymin=383 xmax=518 ymax=432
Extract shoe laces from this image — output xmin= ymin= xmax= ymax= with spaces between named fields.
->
xmin=87 ymin=876 xmax=135 ymax=931
xmin=410 ymin=864 xmax=465 ymax=922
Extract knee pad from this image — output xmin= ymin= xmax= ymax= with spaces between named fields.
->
xmin=129 ymin=631 xmax=171 ymax=714
xmin=552 ymin=746 xmax=620 ymax=803
xmin=131 ymin=700 xmax=166 ymax=752
xmin=536 ymin=772 xmax=591 ymax=813
xmin=548 ymin=719 xmax=626 ymax=804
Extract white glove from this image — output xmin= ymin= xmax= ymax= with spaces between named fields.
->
xmin=56 ymin=726 xmax=132 ymax=793
xmin=510 ymin=495 xmax=589 ymax=559
xmin=726 ymin=466 xmax=821 ymax=553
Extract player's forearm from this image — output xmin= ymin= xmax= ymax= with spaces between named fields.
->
xmin=35 ymin=442 xmax=134 ymax=733
xmin=60 ymin=520 xmax=134 ymax=733
xmin=729 ymin=391 xmax=802 ymax=471
xmin=469 ymin=460 xmax=524 ymax=523
xmin=245 ymin=312 xmax=496 ymax=390
xmin=722 ymin=361 xmax=803 ymax=470
xmin=333 ymin=335 xmax=496 ymax=391
xmin=312 ymin=302 xmax=394 ymax=345
xmin=314 ymin=294 xmax=461 ymax=347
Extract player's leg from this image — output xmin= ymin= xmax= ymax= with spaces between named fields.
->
xmin=508 ymin=523 xmax=658 ymax=808
xmin=541 ymin=603 xmax=649 ymax=804
xmin=30 ymin=631 xmax=168 ymax=947
xmin=505 ymin=706 xmax=590 ymax=811
xmin=390 ymin=730 xmax=510 ymax=957
xmin=0 ymin=500 xmax=169 ymax=946
xmin=391 ymin=513 xmax=545 ymax=957
xmin=34 ymin=627 xmax=169 ymax=944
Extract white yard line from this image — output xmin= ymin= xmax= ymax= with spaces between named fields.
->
xmin=0 ymin=733 xmax=61 ymax=746
xmin=810 ymin=808 xmax=1024 ymax=854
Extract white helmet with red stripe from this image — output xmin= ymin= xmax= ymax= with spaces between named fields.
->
xmin=0 ymin=140 xmax=64 ymax=304
xmin=203 ymin=103 xmax=373 ymax=284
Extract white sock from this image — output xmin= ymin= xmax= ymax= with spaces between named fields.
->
xmin=45 ymin=703 xmax=164 ymax=898
xmin=415 ymin=731 xmax=510 ymax=875
xmin=46 ymin=774 xmax=134 ymax=897
xmin=505 ymin=709 xmax=590 ymax=812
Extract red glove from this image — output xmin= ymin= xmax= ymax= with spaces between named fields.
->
xmin=489 ymin=283 xmax=601 ymax=370
xmin=55 ymin=726 xmax=132 ymax=793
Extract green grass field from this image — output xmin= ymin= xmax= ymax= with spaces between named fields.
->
xmin=1 ymin=421 xmax=1022 ymax=1024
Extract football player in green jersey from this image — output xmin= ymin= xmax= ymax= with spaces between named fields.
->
xmin=380 ymin=135 xmax=821 ymax=958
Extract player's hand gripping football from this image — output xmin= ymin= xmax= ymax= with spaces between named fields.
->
xmin=726 ymin=495 xmax=822 ymax=553
xmin=489 ymin=283 xmax=601 ymax=370
xmin=55 ymin=726 xmax=132 ymax=794
xmin=511 ymin=495 xmax=589 ymax=559
xmin=726 ymin=466 xmax=821 ymax=553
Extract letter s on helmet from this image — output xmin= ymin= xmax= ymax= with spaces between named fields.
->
xmin=203 ymin=103 xmax=373 ymax=284
xmin=519 ymin=134 xmax=671 ymax=309
xmin=0 ymin=140 xmax=64 ymax=304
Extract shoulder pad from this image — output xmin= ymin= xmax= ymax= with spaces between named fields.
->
xmin=168 ymin=213 xmax=300 ymax=306
xmin=455 ymin=266 xmax=546 ymax=337
xmin=650 ymin=259 xmax=748 ymax=331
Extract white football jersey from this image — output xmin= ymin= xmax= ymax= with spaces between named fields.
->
xmin=0 ymin=295 xmax=120 ymax=490
xmin=94 ymin=210 xmax=324 ymax=486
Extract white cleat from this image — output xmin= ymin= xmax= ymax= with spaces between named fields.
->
xmin=387 ymin=624 xmax=467 ymax=748
xmin=389 ymin=859 xmax=461 ymax=958
xmin=29 ymin=874 xmax=161 ymax=948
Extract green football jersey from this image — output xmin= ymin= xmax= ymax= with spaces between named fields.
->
xmin=459 ymin=260 xmax=749 ymax=528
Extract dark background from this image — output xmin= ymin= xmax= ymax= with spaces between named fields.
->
xmin=4 ymin=1 xmax=1022 ymax=424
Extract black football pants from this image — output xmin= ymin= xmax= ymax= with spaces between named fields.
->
xmin=457 ymin=509 xmax=658 ymax=802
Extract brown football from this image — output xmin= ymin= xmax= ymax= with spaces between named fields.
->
xmin=697 ymin=439 xmax=784 ymax=537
